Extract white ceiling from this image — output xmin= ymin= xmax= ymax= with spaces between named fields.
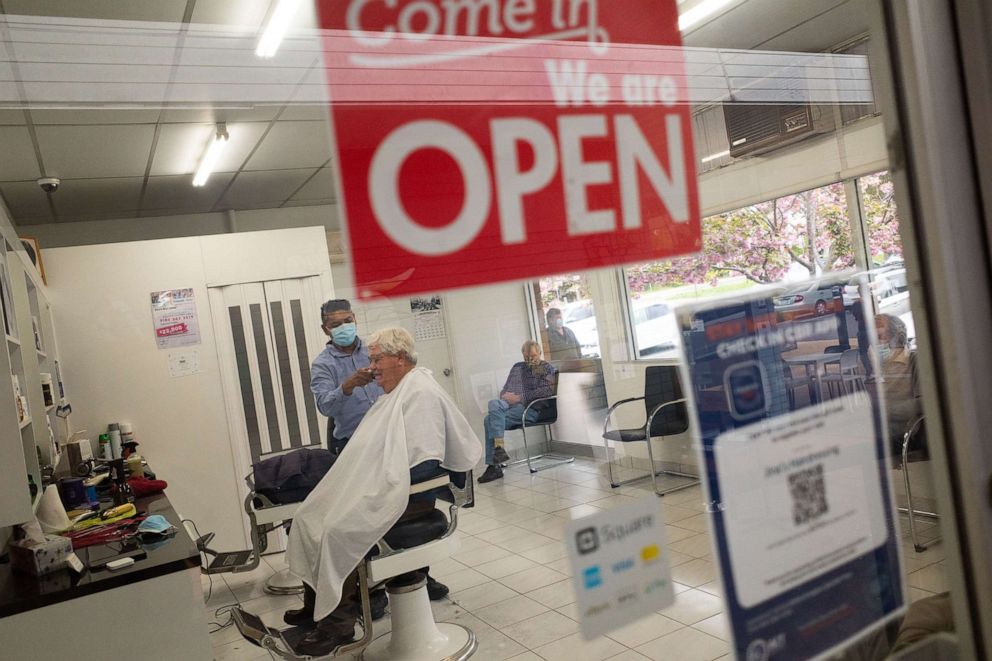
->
xmin=0 ymin=0 xmax=869 ymax=228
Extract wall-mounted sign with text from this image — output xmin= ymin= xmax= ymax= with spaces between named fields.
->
xmin=316 ymin=0 xmax=700 ymax=299
xmin=150 ymin=288 xmax=200 ymax=350
xmin=677 ymin=281 xmax=905 ymax=660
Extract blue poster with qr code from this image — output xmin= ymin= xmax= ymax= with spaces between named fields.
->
xmin=677 ymin=281 xmax=905 ymax=661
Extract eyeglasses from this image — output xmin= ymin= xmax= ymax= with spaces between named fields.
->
xmin=368 ymin=353 xmax=393 ymax=365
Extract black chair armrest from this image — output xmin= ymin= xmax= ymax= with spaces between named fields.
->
xmin=603 ymin=396 xmax=646 ymax=437
xmin=645 ymin=398 xmax=687 ymax=438
xmin=523 ymin=395 xmax=558 ymax=423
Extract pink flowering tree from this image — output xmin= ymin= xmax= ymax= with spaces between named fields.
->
xmin=626 ymin=175 xmax=903 ymax=296
xmin=859 ymin=172 xmax=902 ymax=264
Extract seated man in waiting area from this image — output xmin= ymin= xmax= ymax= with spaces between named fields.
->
xmin=478 ymin=340 xmax=557 ymax=484
xmin=875 ymin=313 xmax=923 ymax=457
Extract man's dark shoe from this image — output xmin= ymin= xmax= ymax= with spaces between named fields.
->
xmin=370 ymin=588 xmax=387 ymax=621
xmin=426 ymin=575 xmax=449 ymax=601
xmin=283 ymin=604 xmax=315 ymax=627
xmin=493 ymin=447 xmax=510 ymax=464
xmin=295 ymin=627 xmax=355 ymax=656
xmin=477 ymin=464 xmax=503 ymax=483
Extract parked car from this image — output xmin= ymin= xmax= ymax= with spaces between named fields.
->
xmin=773 ymin=281 xmax=845 ymax=320
xmin=562 ymin=300 xmax=599 ymax=357
xmin=630 ymin=299 xmax=681 ymax=358
xmin=843 ymin=268 xmax=905 ymax=308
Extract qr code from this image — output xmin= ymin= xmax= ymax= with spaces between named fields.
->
xmin=788 ymin=464 xmax=828 ymax=525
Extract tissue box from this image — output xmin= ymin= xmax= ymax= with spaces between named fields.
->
xmin=10 ymin=535 xmax=72 ymax=576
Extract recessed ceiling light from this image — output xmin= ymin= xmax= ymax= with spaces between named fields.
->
xmin=193 ymin=124 xmax=229 ymax=187
xmin=256 ymin=0 xmax=302 ymax=59
xmin=679 ymin=0 xmax=739 ymax=32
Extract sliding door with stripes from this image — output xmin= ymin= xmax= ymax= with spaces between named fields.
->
xmin=210 ymin=277 xmax=327 ymax=502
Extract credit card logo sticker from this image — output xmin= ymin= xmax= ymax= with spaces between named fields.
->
xmin=583 ymin=566 xmax=603 ymax=589
xmin=612 ymin=558 xmax=635 ymax=573
xmin=575 ymin=527 xmax=599 ymax=555
xmin=640 ymin=544 xmax=660 ymax=563
xmin=616 ymin=588 xmax=639 ymax=606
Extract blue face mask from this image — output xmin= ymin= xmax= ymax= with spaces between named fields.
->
xmin=553 ymin=318 xmax=564 ymax=330
xmin=331 ymin=322 xmax=357 ymax=346
xmin=137 ymin=515 xmax=175 ymax=536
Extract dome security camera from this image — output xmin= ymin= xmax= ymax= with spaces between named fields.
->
xmin=37 ymin=177 xmax=60 ymax=193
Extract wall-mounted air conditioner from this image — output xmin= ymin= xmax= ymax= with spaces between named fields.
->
xmin=724 ymin=104 xmax=836 ymax=158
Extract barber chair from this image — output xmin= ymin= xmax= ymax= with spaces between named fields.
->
xmin=190 ymin=473 xmax=304 ymax=595
xmin=898 ymin=415 xmax=941 ymax=552
xmin=232 ymin=471 xmax=476 ymax=660
xmin=601 ymin=365 xmax=696 ymax=496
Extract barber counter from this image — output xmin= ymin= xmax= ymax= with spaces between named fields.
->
xmin=0 ymin=491 xmax=211 ymax=660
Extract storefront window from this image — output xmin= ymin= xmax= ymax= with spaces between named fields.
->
xmin=534 ymin=274 xmax=599 ymax=359
xmin=625 ymin=181 xmax=852 ymax=359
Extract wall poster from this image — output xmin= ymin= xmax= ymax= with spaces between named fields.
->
xmin=151 ymin=288 xmax=201 ymax=350
xmin=677 ymin=278 xmax=905 ymax=660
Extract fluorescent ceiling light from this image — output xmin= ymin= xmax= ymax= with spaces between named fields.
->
xmin=256 ymin=0 xmax=302 ymax=58
xmin=701 ymin=149 xmax=730 ymax=163
xmin=679 ymin=0 xmax=738 ymax=32
xmin=193 ymin=124 xmax=229 ymax=187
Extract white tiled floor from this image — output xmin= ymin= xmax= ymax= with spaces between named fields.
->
xmin=200 ymin=458 xmax=948 ymax=660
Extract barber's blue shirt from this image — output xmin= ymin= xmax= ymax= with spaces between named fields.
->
xmin=310 ymin=338 xmax=384 ymax=440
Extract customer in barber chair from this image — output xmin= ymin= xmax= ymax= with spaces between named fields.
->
xmin=478 ymin=340 xmax=557 ymax=484
xmin=875 ymin=313 xmax=923 ymax=459
xmin=285 ymin=327 xmax=482 ymax=656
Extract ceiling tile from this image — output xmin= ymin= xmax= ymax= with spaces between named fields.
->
xmin=278 ymin=104 xmax=329 ymax=122
xmin=35 ymin=124 xmax=154 ymax=178
xmin=683 ymin=0 xmax=858 ymax=52
xmin=29 ymin=109 xmax=161 ymax=125
xmin=189 ymin=0 xmax=270 ymax=27
xmin=143 ymin=173 xmax=234 ymax=210
xmin=52 ymin=177 xmax=143 ymax=220
xmin=0 ymin=110 xmax=27 ymax=125
xmin=0 ymin=182 xmax=54 ymax=222
xmin=290 ymin=167 xmax=334 ymax=201
xmin=243 ymin=121 xmax=330 ymax=171
xmin=159 ymin=106 xmax=281 ymax=123
xmin=0 ymin=126 xmax=40 ymax=180
xmin=150 ymin=123 xmax=215 ymax=176
xmin=219 ymin=169 xmax=315 ymax=208
xmin=1 ymin=0 xmax=189 ymax=22
xmin=217 ymin=123 xmax=271 ymax=172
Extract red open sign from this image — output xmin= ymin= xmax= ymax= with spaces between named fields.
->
xmin=317 ymin=0 xmax=700 ymax=299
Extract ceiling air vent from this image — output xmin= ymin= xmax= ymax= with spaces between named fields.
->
xmin=724 ymin=104 xmax=831 ymax=158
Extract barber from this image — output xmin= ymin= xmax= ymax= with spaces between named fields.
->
xmin=310 ymin=299 xmax=383 ymax=454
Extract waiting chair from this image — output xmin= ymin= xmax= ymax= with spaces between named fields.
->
xmin=781 ymin=360 xmax=815 ymax=409
xmin=506 ymin=374 xmax=574 ymax=474
xmin=821 ymin=349 xmax=866 ymax=398
xmin=898 ymin=415 xmax=940 ymax=552
xmin=601 ymin=365 xmax=696 ymax=495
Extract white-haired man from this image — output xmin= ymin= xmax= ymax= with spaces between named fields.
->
xmin=286 ymin=327 xmax=482 ymax=656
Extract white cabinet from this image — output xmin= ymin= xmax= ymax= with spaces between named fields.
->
xmin=0 ymin=240 xmax=64 ymax=529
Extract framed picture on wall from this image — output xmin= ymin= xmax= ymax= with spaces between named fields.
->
xmin=19 ymin=236 xmax=46 ymax=285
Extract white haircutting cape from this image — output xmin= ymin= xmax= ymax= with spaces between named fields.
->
xmin=286 ymin=367 xmax=482 ymax=621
